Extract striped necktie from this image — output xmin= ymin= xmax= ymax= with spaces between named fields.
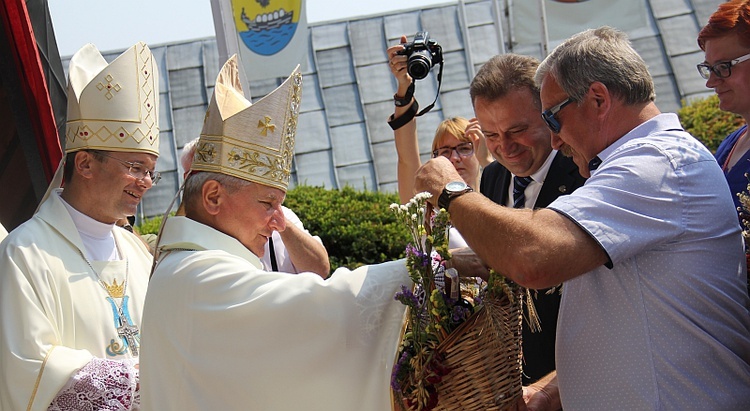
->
xmin=513 ymin=176 xmax=533 ymax=209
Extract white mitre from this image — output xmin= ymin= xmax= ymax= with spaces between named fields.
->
xmin=65 ymin=42 xmax=159 ymax=156
xmin=36 ymin=42 xmax=160 ymax=211
xmin=191 ymin=55 xmax=301 ymax=191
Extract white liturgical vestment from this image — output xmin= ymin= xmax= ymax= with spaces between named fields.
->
xmin=140 ymin=216 xmax=410 ymax=411
xmin=0 ymin=189 xmax=151 ymax=410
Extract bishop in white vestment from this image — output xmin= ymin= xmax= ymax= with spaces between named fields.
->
xmin=140 ymin=57 xmax=410 ymax=411
xmin=0 ymin=41 xmax=160 ymax=410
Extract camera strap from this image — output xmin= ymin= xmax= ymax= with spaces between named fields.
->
xmin=388 ymin=98 xmax=419 ymax=131
xmin=415 ymin=60 xmax=444 ymax=117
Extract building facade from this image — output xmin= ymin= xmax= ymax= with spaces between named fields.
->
xmin=61 ymin=0 xmax=722 ymax=221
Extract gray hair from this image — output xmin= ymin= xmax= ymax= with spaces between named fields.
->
xmin=180 ymin=137 xmax=200 ymax=178
xmin=183 ymin=171 xmax=252 ymax=209
xmin=534 ymin=26 xmax=655 ymax=105
xmin=470 ymin=53 xmax=542 ymax=111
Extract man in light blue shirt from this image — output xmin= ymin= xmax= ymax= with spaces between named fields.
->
xmin=414 ymin=26 xmax=750 ymax=410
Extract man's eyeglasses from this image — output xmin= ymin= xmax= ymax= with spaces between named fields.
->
xmin=432 ymin=141 xmax=474 ymax=159
xmin=97 ymin=152 xmax=161 ymax=185
xmin=541 ymin=97 xmax=575 ymax=134
xmin=697 ymin=52 xmax=750 ymax=80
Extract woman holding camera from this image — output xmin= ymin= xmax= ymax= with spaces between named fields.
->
xmin=387 ymin=35 xmax=492 ymax=219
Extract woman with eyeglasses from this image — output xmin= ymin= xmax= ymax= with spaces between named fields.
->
xmin=697 ymin=0 xmax=750 ymax=211
xmin=387 ymin=36 xmax=491 ymax=202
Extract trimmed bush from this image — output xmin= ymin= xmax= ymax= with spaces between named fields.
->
xmin=283 ymin=185 xmax=409 ymax=272
xmin=137 ymin=185 xmax=411 ymax=274
xmin=678 ymin=94 xmax=743 ymax=153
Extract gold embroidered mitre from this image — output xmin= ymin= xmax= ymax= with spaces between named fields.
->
xmin=65 ymin=42 xmax=159 ymax=156
xmin=192 ymin=55 xmax=301 ymax=191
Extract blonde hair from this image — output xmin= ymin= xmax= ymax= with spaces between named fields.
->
xmin=431 ymin=117 xmax=471 ymax=152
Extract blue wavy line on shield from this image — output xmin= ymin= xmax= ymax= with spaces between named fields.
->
xmin=240 ymin=24 xmax=297 ymax=56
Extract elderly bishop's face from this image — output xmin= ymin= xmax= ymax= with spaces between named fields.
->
xmin=217 ymin=182 xmax=286 ymax=257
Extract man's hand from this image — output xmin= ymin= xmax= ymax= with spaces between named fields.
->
xmin=414 ymin=157 xmax=463 ymax=204
xmin=447 ymin=247 xmax=490 ymax=280
xmin=466 ymin=117 xmax=493 ymax=167
xmin=521 ymin=372 xmax=561 ymax=411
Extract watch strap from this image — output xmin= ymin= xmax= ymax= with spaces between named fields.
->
xmin=438 ymin=185 xmax=473 ymax=211
xmin=394 ymin=82 xmax=415 ymax=107
xmin=388 ymin=99 xmax=419 ymax=131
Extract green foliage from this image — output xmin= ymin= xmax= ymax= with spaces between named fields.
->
xmin=283 ymin=185 xmax=410 ymax=272
xmin=136 ymin=215 xmax=163 ymax=235
xmin=678 ymin=94 xmax=743 ymax=153
xmin=138 ymin=185 xmax=411 ymax=274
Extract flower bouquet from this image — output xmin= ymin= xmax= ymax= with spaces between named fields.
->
xmin=390 ymin=193 xmax=524 ymax=411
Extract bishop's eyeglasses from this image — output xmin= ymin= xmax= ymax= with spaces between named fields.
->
xmin=96 ymin=152 xmax=162 ymax=185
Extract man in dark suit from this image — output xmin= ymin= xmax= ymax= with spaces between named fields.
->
xmin=470 ymin=54 xmax=586 ymax=385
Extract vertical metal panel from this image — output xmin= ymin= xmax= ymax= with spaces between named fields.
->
xmin=466 ymin=25 xmax=501 ymax=66
xmin=350 ymin=18 xmax=387 ymax=67
xmin=440 ymin=50 xmax=471 ymax=92
xmin=649 ymin=0 xmax=693 ymax=18
xmin=383 ymin=12 xmax=422 ymax=42
xmin=671 ymin=51 xmax=712 ymax=98
xmin=301 ymin=73 xmax=325 ymax=112
xmin=171 ymin=105 xmax=207 ymax=148
xmin=330 ymin=123 xmax=372 ymax=166
xmin=166 ymin=41 xmax=204 ymax=70
xmin=371 ymin=140 xmax=399 ymax=188
xmin=295 ymin=151 xmax=337 ymax=188
xmin=316 ymin=47 xmax=356 ymax=88
xmin=336 ymin=162 xmax=377 ymax=190
xmin=357 ymin=64 xmax=394 ymax=104
xmin=322 ymin=84 xmax=364 ymax=126
xmin=168 ymin=68 xmax=207 ymax=108
xmin=658 ymin=15 xmax=702 ymax=56
xmin=421 ymin=7 xmax=463 ymax=53
xmin=311 ymin=22 xmax=350 ymax=50
xmin=364 ymin=101 xmax=398 ymax=144
xmin=296 ymin=110 xmax=332 ymax=153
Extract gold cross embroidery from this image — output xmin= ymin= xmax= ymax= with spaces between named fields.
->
xmin=96 ymin=74 xmax=122 ymax=100
xmin=258 ymin=116 xmax=276 ymax=136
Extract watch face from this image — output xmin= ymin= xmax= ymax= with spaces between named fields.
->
xmin=446 ymin=181 xmax=468 ymax=192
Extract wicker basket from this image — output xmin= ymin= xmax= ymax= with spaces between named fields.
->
xmin=393 ymin=288 xmax=524 ymax=411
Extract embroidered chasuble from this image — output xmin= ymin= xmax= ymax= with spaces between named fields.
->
xmin=141 ymin=216 xmax=410 ymax=411
xmin=0 ymin=189 xmax=151 ymax=410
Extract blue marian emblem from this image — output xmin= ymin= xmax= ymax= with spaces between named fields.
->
xmin=105 ymin=296 xmax=141 ymax=357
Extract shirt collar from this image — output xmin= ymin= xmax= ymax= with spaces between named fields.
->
xmin=594 ymin=113 xmax=682 ymax=170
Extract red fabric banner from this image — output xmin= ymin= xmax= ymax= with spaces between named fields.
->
xmin=0 ymin=0 xmax=62 ymax=182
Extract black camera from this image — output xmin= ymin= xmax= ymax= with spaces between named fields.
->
xmin=398 ymin=31 xmax=443 ymax=80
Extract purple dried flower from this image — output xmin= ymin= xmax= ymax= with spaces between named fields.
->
xmin=394 ymin=285 xmax=419 ymax=308
xmin=451 ymin=305 xmax=471 ymax=323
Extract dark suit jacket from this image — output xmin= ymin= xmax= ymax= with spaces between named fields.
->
xmin=479 ymin=151 xmax=586 ymax=385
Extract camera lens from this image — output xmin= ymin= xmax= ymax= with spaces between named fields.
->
xmin=408 ymin=50 xmax=433 ymax=80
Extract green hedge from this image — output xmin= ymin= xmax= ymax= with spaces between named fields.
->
xmin=677 ymin=94 xmax=743 ymax=153
xmin=138 ymin=185 xmax=411 ymax=274
xmin=283 ymin=185 xmax=409 ymax=272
